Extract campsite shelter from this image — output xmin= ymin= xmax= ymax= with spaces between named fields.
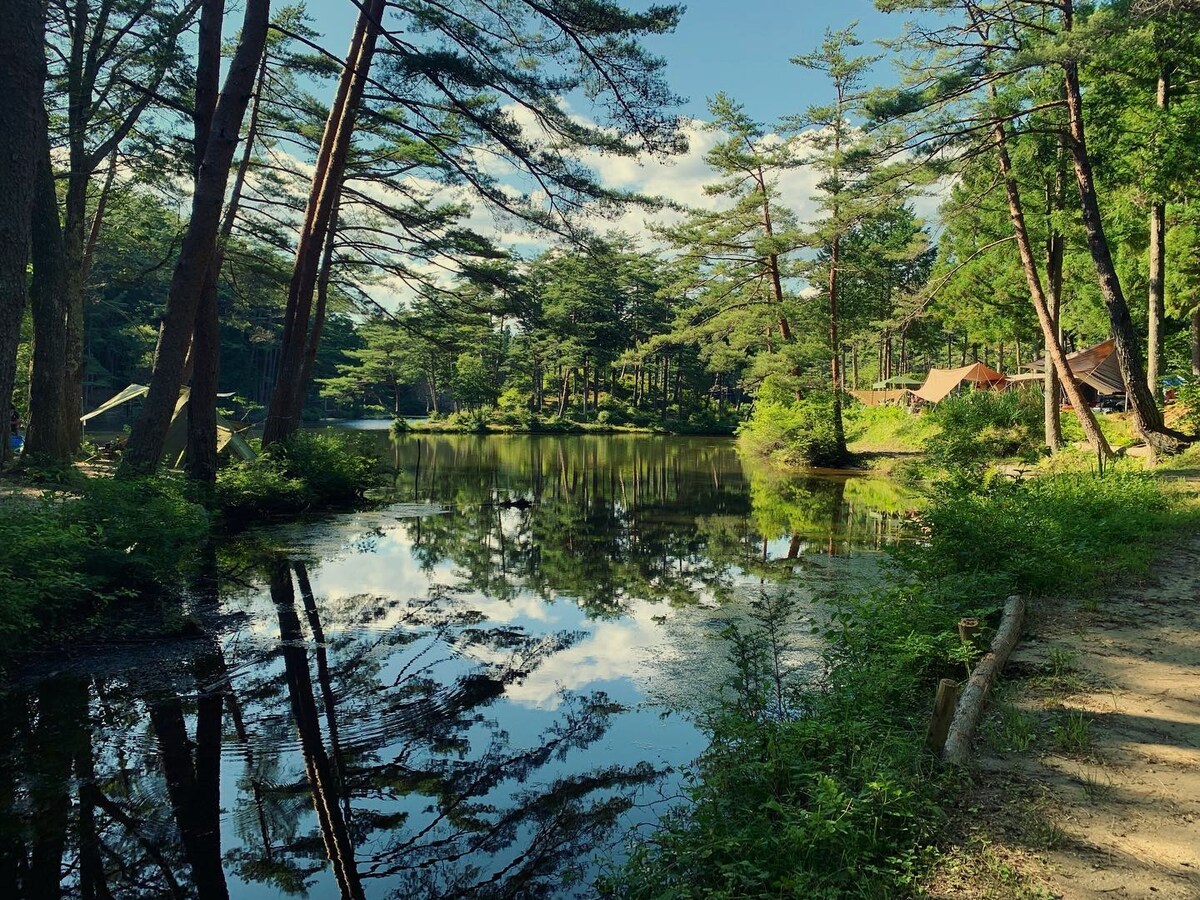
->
xmin=1022 ymin=339 xmax=1125 ymax=404
xmin=914 ymin=362 xmax=1007 ymax=404
xmin=870 ymin=374 xmax=925 ymax=390
xmin=81 ymin=384 xmax=255 ymax=466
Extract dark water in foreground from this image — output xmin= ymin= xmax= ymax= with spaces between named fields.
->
xmin=2 ymin=434 xmax=916 ymax=899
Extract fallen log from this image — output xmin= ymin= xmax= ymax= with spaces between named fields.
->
xmin=942 ymin=594 xmax=1026 ymax=767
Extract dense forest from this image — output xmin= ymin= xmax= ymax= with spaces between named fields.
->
xmin=3 ymin=0 xmax=1200 ymax=477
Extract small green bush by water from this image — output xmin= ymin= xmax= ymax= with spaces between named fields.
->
xmin=0 ymin=477 xmax=208 ymax=646
xmin=925 ymin=391 xmax=1043 ymax=473
xmin=214 ymin=430 xmax=380 ymax=519
xmin=739 ymin=391 xmax=847 ymax=468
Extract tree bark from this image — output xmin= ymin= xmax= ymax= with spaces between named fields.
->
xmin=828 ymin=232 xmax=847 ymax=457
xmin=120 ymin=0 xmax=271 ymax=475
xmin=0 ymin=0 xmax=44 ymax=464
xmin=1147 ymin=64 xmax=1170 ymax=395
xmin=262 ymin=0 xmax=385 ymax=447
xmin=1192 ymin=305 xmax=1200 ymax=377
xmin=1059 ymin=10 xmax=1178 ymax=452
xmin=27 ymin=110 xmax=74 ymax=463
xmin=298 ymin=198 xmax=339 ymax=399
xmin=184 ymin=0 xmax=227 ymax=485
xmin=1044 ymin=153 xmax=1065 ymax=453
xmin=993 ymin=120 xmax=1111 ymax=459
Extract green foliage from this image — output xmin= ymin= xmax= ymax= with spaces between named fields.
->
xmin=739 ymin=390 xmax=848 ymax=468
xmin=0 ymin=478 xmax=208 ymax=648
xmin=925 ymin=391 xmax=1043 ymax=473
xmin=613 ymin=467 xmax=1192 ymax=897
xmin=1177 ymin=382 xmax=1200 ymax=435
xmin=844 ymin=404 xmax=937 ymax=453
xmin=906 ymin=471 xmax=1188 ymax=603
xmin=214 ymin=431 xmax=380 ymax=519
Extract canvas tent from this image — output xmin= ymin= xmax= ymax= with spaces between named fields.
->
xmin=81 ymin=385 xmax=255 ymax=466
xmin=1023 ymin=340 xmax=1125 ymax=396
xmin=914 ymin=362 xmax=1007 ymax=404
xmin=849 ymin=388 xmax=914 ymax=407
xmin=870 ymin=374 xmax=924 ymax=390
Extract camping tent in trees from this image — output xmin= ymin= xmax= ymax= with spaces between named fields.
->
xmin=81 ymin=385 xmax=255 ymax=466
xmin=914 ymin=362 xmax=1007 ymax=404
xmin=1023 ymin=340 xmax=1125 ymax=396
xmin=870 ymin=374 xmax=924 ymax=390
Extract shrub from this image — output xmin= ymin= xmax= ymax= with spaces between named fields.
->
xmin=610 ymin=468 xmax=1192 ymax=898
xmin=214 ymin=430 xmax=380 ymax=519
xmin=0 ymin=477 xmax=208 ymax=646
xmin=843 ymin=404 xmax=936 ymax=453
xmin=925 ymin=390 xmax=1042 ymax=472
xmin=905 ymin=470 xmax=1187 ymax=602
xmin=739 ymin=392 xmax=846 ymax=468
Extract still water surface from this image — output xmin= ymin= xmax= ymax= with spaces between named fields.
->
xmin=3 ymin=434 xmax=915 ymax=898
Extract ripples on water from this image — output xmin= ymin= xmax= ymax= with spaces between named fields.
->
xmin=0 ymin=434 xmax=917 ymax=898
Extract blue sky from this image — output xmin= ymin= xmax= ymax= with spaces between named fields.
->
xmin=286 ymin=0 xmax=934 ymax=288
xmin=301 ymin=0 xmax=909 ymax=126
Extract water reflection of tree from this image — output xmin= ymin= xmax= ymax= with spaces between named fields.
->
xmin=381 ymin=435 xmax=912 ymax=609
xmin=0 ymin=551 xmax=659 ymax=898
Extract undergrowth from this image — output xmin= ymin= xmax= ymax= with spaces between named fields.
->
xmin=605 ymin=468 xmax=1194 ymax=898
xmin=0 ymin=477 xmax=208 ymax=648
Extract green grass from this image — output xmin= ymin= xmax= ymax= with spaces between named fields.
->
xmin=607 ymin=468 xmax=1196 ymax=898
xmin=844 ymin=404 xmax=939 ymax=454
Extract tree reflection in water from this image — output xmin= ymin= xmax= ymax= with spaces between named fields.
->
xmin=0 ymin=435 xmax=914 ymax=897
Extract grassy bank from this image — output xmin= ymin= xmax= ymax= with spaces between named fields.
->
xmin=606 ymin=469 xmax=1197 ymax=898
xmin=397 ymin=407 xmax=740 ymax=437
xmin=0 ymin=432 xmax=382 ymax=655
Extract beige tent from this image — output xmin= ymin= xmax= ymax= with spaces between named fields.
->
xmin=915 ymin=362 xmax=1007 ymax=404
xmin=1023 ymin=340 xmax=1124 ymax=395
xmin=81 ymin=385 xmax=256 ymax=465
xmin=849 ymin=388 xmax=914 ymax=407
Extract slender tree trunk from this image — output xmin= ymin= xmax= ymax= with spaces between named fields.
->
xmin=1060 ymin=13 xmax=1176 ymax=451
xmin=27 ymin=108 xmax=73 ymax=463
xmin=298 ymin=199 xmax=340 ymax=398
xmin=0 ymin=0 xmax=43 ymax=464
xmin=120 ymin=0 xmax=271 ymax=475
xmin=262 ymin=0 xmax=385 ymax=447
xmin=828 ymin=233 xmax=847 ymax=457
xmin=1192 ymin=305 xmax=1200 ymax=377
xmin=184 ymin=0 xmax=227 ymax=484
xmin=1147 ymin=64 xmax=1170 ymax=395
xmin=994 ymin=120 xmax=1110 ymax=458
xmin=1045 ymin=223 xmax=1065 ymax=452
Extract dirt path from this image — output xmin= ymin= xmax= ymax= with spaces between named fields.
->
xmin=928 ymin=534 xmax=1200 ymax=900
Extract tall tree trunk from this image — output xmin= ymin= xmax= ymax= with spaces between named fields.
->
xmin=120 ymin=0 xmax=271 ymax=475
xmin=1059 ymin=12 xmax=1177 ymax=452
xmin=184 ymin=0 xmax=227 ymax=485
xmin=828 ymin=233 xmax=847 ymax=457
xmin=1147 ymin=63 xmax=1171 ymax=395
xmin=262 ymin=0 xmax=385 ymax=447
xmin=1044 ymin=144 xmax=1066 ymax=452
xmin=1192 ymin=305 xmax=1200 ymax=377
xmin=27 ymin=110 xmax=73 ymax=463
xmin=1045 ymin=227 xmax=1065 ymax=452
xmin=0 ymin=0 xmax=43 ymax=464
xmin=993 ymin=116 xmax=1109 ymax=457
xmin=298 ymin=199 xmax=340 ymax=398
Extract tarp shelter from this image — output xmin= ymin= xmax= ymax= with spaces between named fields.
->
xmin=849 ymin=389 xmax=914 ymax=407
xmin=870 ymin=374 xmax=924 ymax=390
xmin=915 ymin=362 xmax=1007 ymax=404
xmin=1023 ymin=340 xmax=1125 ymax=395
xmin=81 ymin=384 xmax=255 ymax=466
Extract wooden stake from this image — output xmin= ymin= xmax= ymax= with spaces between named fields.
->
xmin=927 ymin=678 xmax=960 ymax=754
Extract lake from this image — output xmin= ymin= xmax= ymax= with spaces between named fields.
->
xmin=1 ymin=433 xmax=916 ymax=899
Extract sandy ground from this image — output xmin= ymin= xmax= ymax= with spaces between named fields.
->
xmin=927 ymin=533 xmax=1200 ymax=900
